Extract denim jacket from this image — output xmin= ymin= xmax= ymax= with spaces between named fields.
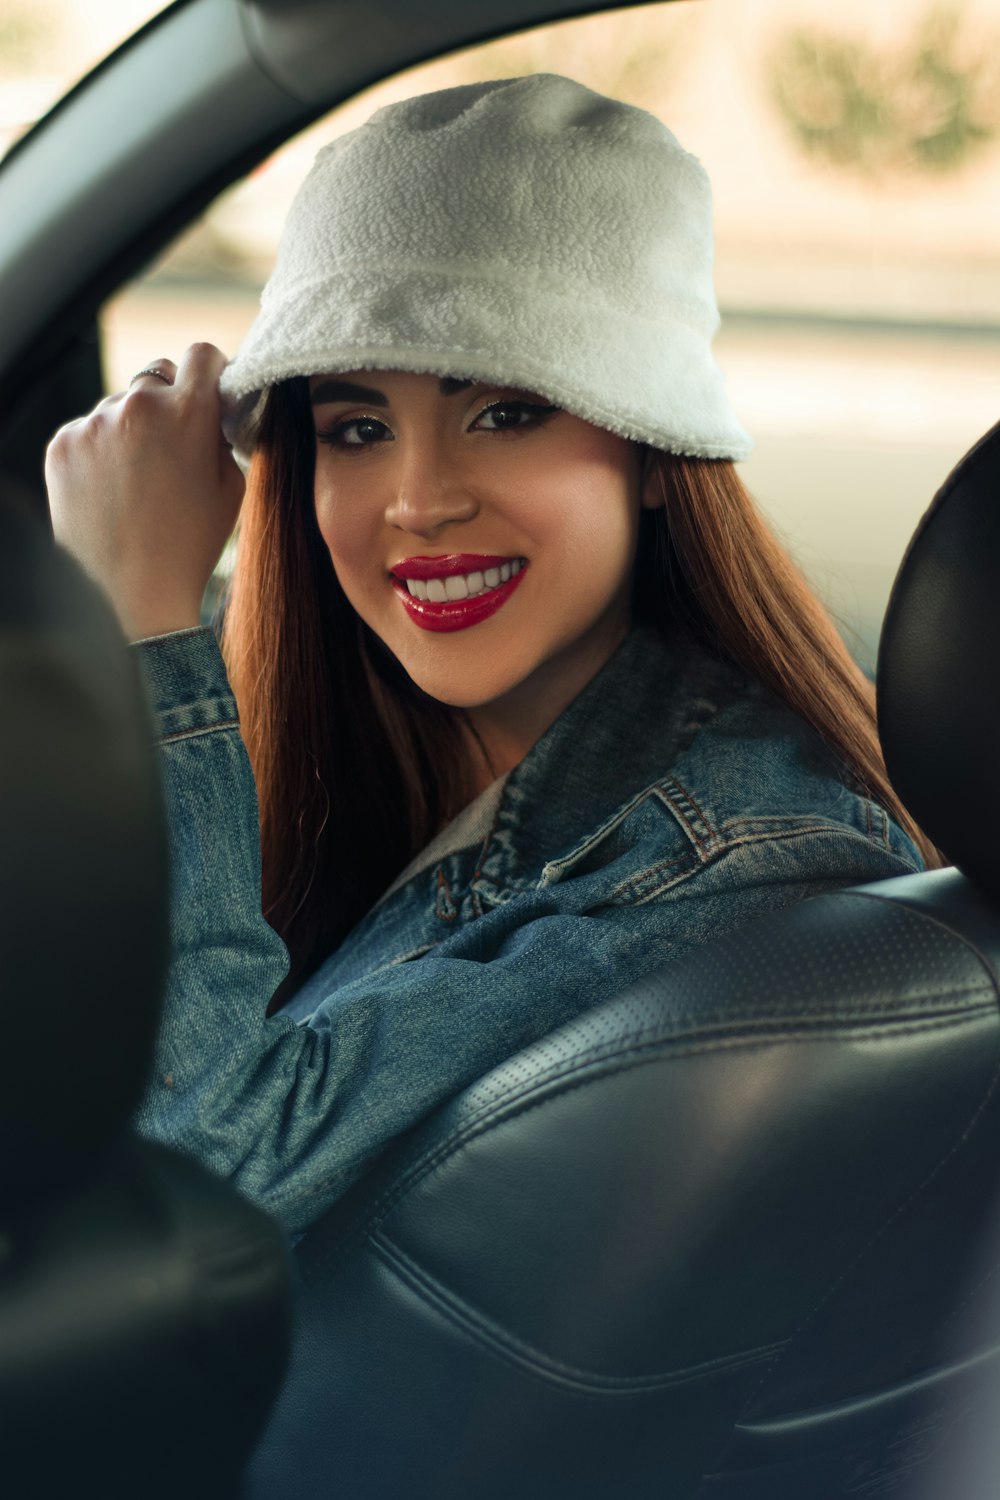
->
xmin=132 ymin=623 xmax=922 ymax=1236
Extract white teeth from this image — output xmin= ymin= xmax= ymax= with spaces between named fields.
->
xmin=399 ymin=560 xmax=525 ymax=603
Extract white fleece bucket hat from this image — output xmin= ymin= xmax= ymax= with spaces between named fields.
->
xmin=219 ymin=73 xmax=752 ymax=464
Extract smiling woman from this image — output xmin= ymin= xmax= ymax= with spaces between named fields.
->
xmin=308 ymin=370 xmax=646 ymax=755
xmin=46 ymin=72 xmax=935 ymax=1234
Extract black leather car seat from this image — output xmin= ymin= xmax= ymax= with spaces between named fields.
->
xmin=0 ymin=496 xmax=291 ymax=1500
xmin=247 ymin=420 xmax=1000 ymax=1500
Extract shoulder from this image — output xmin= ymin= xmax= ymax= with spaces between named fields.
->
xmin=679 ymin=657 xmax=921 ymax=860
xmin=540 ymin=641 xmax=923 ymax=911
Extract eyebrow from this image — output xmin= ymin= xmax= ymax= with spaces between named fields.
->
xmin=310 ymin=376 xmax=473 ymax=406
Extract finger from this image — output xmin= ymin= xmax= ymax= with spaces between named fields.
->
xmin=129 ymin=358 xmax=177 ymax=389
xmin=174 ymin=342 xmax=228 ymax=396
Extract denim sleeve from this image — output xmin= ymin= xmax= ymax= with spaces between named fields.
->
xmin=131 ymin=629 xmax=916 ymax=1237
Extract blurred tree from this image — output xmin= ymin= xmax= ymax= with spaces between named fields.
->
xmin=441 ymin=5 xmax=687 ymax=116
xmin=769 ymin=5 xmax=1000 ymax=178
xmin=0 ymin=4 xmax=54 ymax=73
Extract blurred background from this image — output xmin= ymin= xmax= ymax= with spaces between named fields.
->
xmin=3 ymin=0 xmax=999 ymax=665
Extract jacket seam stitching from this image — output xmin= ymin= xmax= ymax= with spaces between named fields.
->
xmin=662 ymin=774 xmax=720 ymax=850
xmin=158 ymin=720 xmax=239 ymax=745
xmin=537 ymin=783 xmax=665 ymax=885
xmin=616 ymin=824 xmax=922 ymax=904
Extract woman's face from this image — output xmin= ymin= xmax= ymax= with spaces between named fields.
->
xmin=310 ymin=368 xmax=656 ymax=750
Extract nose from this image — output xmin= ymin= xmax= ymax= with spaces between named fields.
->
xmin=382 ymin=439 xmax=478 ymax=539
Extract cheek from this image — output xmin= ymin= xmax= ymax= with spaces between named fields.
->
xmin=539 ymin=462 xmax=641 ymax=585
xmin=313 ymin=484 xmax=372 ymax=586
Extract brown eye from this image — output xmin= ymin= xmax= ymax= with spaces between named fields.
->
xmin=473 ymin=401 xmax=558 ymax=432
xmin=316 ymin=416 xmax=392 ymax=448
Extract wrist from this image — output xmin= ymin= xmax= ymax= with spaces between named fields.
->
xmin=119 ymin=600 xmax=204 ymax=644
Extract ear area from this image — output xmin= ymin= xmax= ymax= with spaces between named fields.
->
xmin=639 ymin=445 xmax=667 ymax=510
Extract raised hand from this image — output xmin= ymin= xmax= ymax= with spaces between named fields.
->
xmin=46 ymin=342 xmax=245 ymax=641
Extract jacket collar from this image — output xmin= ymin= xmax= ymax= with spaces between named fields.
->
xmin=474 ymin=624 xmax=738 ymax=894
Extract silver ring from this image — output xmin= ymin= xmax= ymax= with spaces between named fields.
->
xmin=130 ymin=367 xmax=172 ymax=385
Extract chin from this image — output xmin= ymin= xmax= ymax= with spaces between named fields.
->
xmin=402 ymin=669 xmax=514 ymax=712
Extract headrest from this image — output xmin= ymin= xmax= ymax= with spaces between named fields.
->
xmin=878 ymin=419 xmax=1000 ymax=896
xmin=0 ymin=496 xmax=169 ymax=1205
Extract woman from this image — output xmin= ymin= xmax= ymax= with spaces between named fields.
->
xmin=46 ymin=76 xmax=931 ymax=1237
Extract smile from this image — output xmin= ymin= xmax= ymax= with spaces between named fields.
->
xmin=390 ymin=553 xmax=528 ymax=633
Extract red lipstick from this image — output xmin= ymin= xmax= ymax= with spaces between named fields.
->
xmin=389 ymin=554 xmax=528 ymax=633
xmin=391 ymin=553 xmax=512 ymax=581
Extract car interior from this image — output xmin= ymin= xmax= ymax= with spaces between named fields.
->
xmin=2 ymin=3 xmax=1000 ymax=1497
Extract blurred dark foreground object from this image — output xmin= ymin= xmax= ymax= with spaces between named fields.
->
xmin=0 ymin=490 xmax=290 ymax=1499
xmin=879 ymin=416 xmax=1000 ymax=894
xmin=0 ymin=490 xmax=167 ymax=1193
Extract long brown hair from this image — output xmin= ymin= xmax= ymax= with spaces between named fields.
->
xmin=222 ymin=377 xmax=939 ymax=997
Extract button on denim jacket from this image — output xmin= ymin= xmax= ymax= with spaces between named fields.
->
xmin=132 ymin=623 xmax=922 ymax=1236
